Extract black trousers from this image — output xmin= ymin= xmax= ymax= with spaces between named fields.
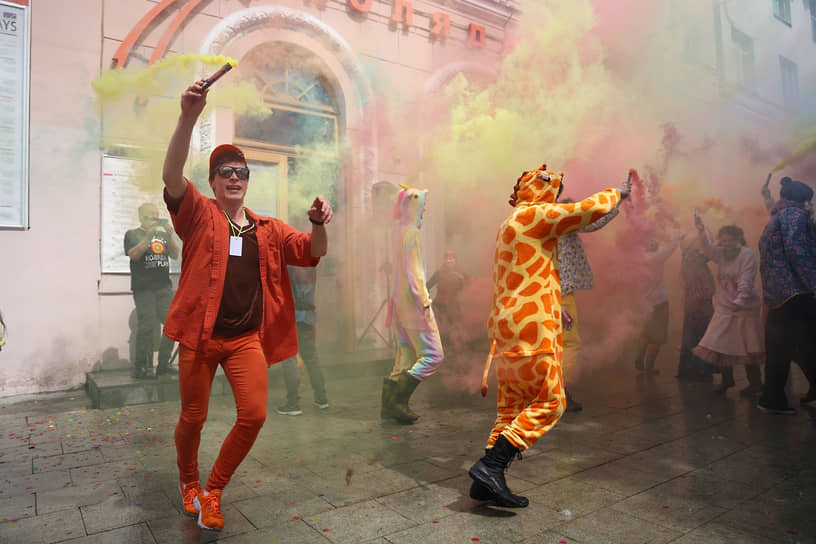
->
xmin=132 ymin=287 xmax=175 ymax=370
xmin=759 ymin=294 xmax=816 ymax=408
xmin=281 ymin=323 xmax=327 ymax=405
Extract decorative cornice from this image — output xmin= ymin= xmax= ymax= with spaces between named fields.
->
xmin=439 ymin=0 xmax=519 ymax=24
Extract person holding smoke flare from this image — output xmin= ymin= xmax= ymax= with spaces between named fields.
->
xmin=634 ymin=236 xmax=682 ymax=374
xmin=468 ymin=164 xmax=629 ymax=508
xmin=161 ymin=80 xmax=333 ymax=531
xmin=381 ymin=184 xmax=444 ymax=424
xmin=761 ymin=174 xmax=816 ymax=403
xmin=757 ymin=178 xmax=816 ymax=413
xmin=691 ymin=215 xmax=763 ymax=396
xmin=555 ymin=187 xmax=622 ymax=412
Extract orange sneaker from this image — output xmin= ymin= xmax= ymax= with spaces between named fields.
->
xmin=179 ymin=481 xmax=201 ymax=517
xmin=198 ymin=489 xmax=224 ymax=531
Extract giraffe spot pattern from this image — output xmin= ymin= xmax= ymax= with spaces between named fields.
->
xmin=488 ymin=166 xmax=620 ymax=449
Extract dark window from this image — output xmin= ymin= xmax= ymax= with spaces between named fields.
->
xmin=731 ymin=27 xmax=755 ymax=86
xmin=779 ymin=55 xmax=799 ymax=108
xmin=810 ymin=0 xmax=816 ymax=42
xmin=773 ymin=0 xmax=792 ymax=26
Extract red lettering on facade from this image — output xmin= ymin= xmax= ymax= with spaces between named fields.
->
xmin=468 ymin=23 xmax=486 ymax=48
xmin=348 ymin=0 xmax=372 ymax=12
xmin=391 ymin=0 xmax=413 ymax=28
xmin=430 ymin=12 xmax=450 ymax=39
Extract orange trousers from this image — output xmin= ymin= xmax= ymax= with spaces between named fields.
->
xmin=488 ymin=352 xmax=566 ymax=452
xmin=175 ymin=330 xmax=268 ymax=491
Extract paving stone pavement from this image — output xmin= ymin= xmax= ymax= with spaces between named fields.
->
xmin=1 ymin=356 xmax=815 ymax=544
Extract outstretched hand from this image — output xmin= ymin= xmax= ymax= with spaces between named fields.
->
xmin=617 ymin=173 xmax=632 ymax=200
xmin=308 ymin=195 xmax=333 ymax=225
xmin=761 ymin=173 xmax=772 ymax=198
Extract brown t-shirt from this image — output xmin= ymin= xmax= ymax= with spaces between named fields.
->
xmin=213 ymin=217 xmax=263 ymax=337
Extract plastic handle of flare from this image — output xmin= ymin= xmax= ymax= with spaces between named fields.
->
xmin=480 ymin=341 xmax=496 ymax=397
xmin=201 ymin=63 xmax=233 ymax=90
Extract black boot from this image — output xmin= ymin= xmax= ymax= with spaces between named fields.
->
xmin=381 ymin=378 xmax=398 ymax=420
xmin=468 ymin=435 xmax=529 ymax=508
xmin=391 ymin=372 xmax=421 ymax=424
xmin=565 ymin=390 xmax=583 ymax=413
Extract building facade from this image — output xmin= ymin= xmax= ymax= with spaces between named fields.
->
xmin=0 ymin=0 xmax=516 ymax=396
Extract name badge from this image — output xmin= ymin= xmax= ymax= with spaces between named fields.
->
xmin=229 ymin=236 xmax=243 ymax=257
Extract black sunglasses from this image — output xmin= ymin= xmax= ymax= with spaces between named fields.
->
xmin=216 ymin=165 xmax=250 ymax=180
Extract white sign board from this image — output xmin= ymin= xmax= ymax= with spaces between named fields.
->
xmin=0 ymin=0 xmax=29 ymax=229
xmin=100 ymin=155 xmax=179 ymax=274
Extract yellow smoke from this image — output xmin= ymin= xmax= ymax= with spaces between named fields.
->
xmin=771 ymin=128 xmax=816 ymax=172
xmin=92 ymin=53 xmax=268 ymax=193
xmin=92 ymin=54 xmax=239 ymax=100
xmin=429 ymin=0 xmax=619 ymax=193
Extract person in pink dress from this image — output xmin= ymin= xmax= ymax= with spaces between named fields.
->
xmin=691 ymin=212 xmax=763 ymax=395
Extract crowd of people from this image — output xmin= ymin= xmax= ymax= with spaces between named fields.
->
xmin=94 ymin=76 xmax=815 ymax=530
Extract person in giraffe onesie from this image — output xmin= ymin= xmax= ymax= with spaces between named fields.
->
xmin=468 ymin=164 xmax=630 ymax=507
xmin=381 ymin=184 xmax=444 ymax=424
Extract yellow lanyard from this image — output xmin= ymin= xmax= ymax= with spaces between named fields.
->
xmin=224 ymin=209 xmax=248 ymax=237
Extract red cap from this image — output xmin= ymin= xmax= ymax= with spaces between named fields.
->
xmin=209 ymin=144 xmax=246 ymax=178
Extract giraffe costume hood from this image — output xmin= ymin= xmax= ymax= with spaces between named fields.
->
xmin=488 ymin=164 xmax=622 ymax=359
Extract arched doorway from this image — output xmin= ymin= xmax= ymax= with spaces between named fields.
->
xmin=234 ymin=42 xmax=346 ymax=349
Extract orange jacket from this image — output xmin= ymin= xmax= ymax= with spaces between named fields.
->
xmin=163 ymin=182 xmax=318 ymax=365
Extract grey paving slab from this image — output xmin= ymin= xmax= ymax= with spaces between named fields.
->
xmin=79 ymin=491 xmax=177 ymax=534
xmin=300 ymin=500 xmax=415 ymax=544
xmin=373 ymin=483 xmax=461 ymax=523
xmin=568 ymin=461 xmax=668 ymax=497
xmin=525 ymin=477 xmax=626 ymax=517
xmin=0 ymin=490 xmax=36 ymax=522
xmin=69 ymin=458 xmax=146 ymax=485
xmin=611 ymin=488 xmax=727 ymax=533
xmin=36 ymin=480 xmax=123 ymax=515
xmin=59 ymin=523 xmax=157 ymax=544
xmin=668 ymin=521 xmax=779 ymax=544
xmin=0 ymin=468 xmax=72 ymax=499
xmin=146 ymin=501 xmax=258 ymax=543
xmin=559 ymin=507 xmax=684 ymax=544
xmin=214 ymin=519 xmax=331 ymax=544
xmin=33 ymin=449 xmax=106 ymax=474
xmin=232 ymin=485 xmax=335 ymax=529
xmin=0 ymin=508 xmax=86 ymax=543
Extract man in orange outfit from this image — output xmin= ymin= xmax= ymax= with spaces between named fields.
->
xmin=162 ymin=80 xmax=333 ymax=531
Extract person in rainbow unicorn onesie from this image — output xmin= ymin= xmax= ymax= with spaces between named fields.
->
xmin=381 ymin=184 xmax=444 ymax=424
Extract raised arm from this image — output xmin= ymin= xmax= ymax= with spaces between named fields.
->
xmin=162 ymin=82 xmax=208 ymax=199
xmin=761 ymin=173 xmax=775 ymax=212
xmin=581 ymin=206 xmax=620 ymax=233
xmin=694 ymin=209 xmax=722 ymax=262
xmin=307 ymin=195 xmax=333 ymax=258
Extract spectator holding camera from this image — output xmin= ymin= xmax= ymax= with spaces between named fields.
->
xmin=124 ymin=202 xmax=179 ymax=378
